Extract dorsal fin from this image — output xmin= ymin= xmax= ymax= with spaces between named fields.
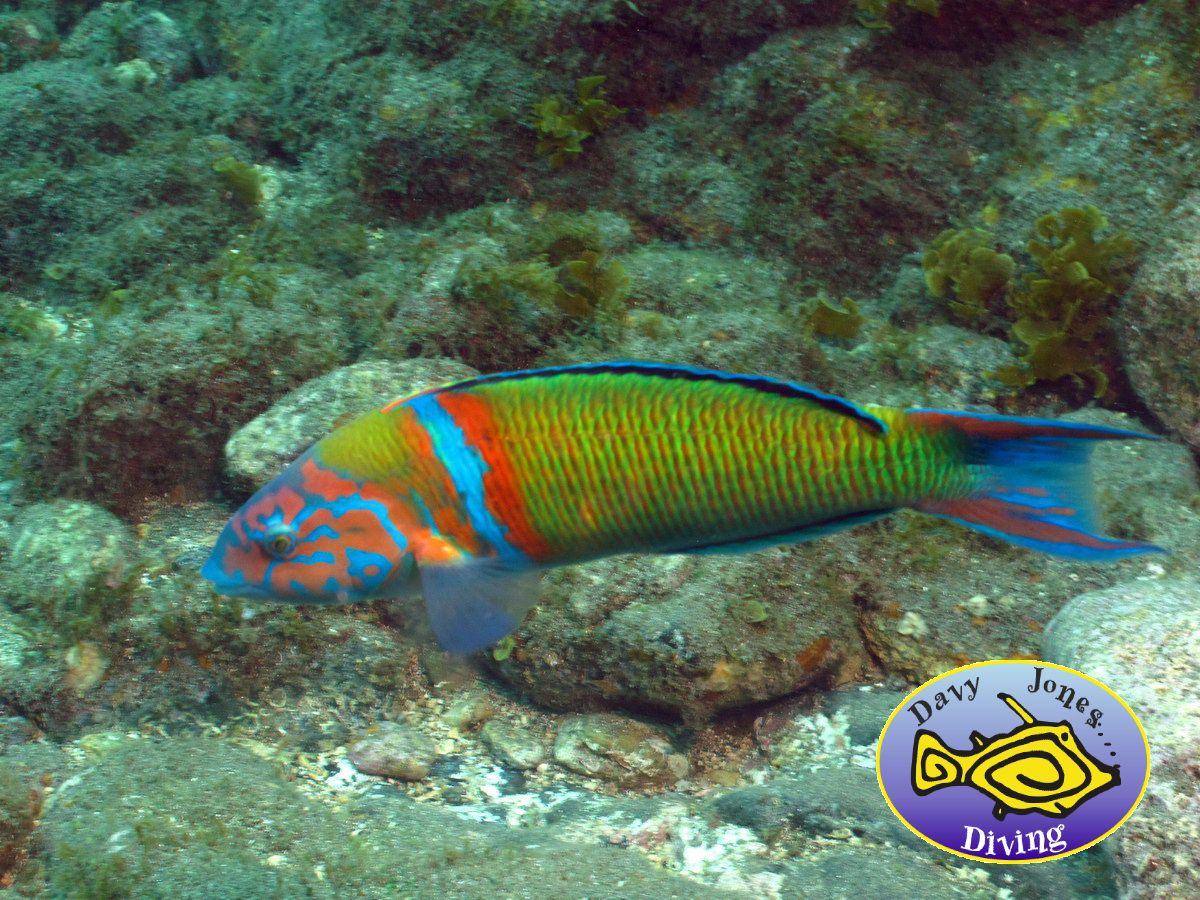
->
xmin=429 ymin=361 xmax=887 ymax=434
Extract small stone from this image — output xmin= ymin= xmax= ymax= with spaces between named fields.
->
xmin=480 ymin=722 xmax=545 ymax=771
xmin=552 ymin=714 xmax=689 ymax=787
xmin=0 ymin=501 xmax=136 ymax=630
xmin=76 ymin=732 xmax=128 ymax=760
xmin=963 ymin=594 xmax=989 ymax=616
xmin=708 ymin=767 xmax=919 ymax=848
xmin=347 ymin=722 xmax=437 ymax=781
xmin=112 ymin=58 xmax=157 ymax=90
xmin=442 ymin=692 xmax=495 ymax=732
xmin=895 ymin=611 xmax=928 ymax=639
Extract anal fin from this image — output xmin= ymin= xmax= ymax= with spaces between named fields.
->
xmin=674 ymin=508 xmax=896 ymax=556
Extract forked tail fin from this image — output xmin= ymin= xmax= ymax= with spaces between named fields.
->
xmin=908 ymin=409 xmax=1165 ymax=562
xmin=912 ymin=730 xmax=965 ymax=794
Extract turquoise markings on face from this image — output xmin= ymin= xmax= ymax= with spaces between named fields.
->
xmin=405 ymin=393 xmax=524 ymax=561
xmin=293 ymin=478 xmax=412 ymax=562
xmin=345 ymin=546 xmax=395 ymax=594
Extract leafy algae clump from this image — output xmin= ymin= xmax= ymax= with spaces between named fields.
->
xmin=997 ymin=205 xmax=1138 ymax=398
xmin=532 ymin=76 xmax=625 ymax=168
xmin=854 ymin=0 xmax=941 ymax=30
xmin=809 ymin=294 xmax=865 ymax=340
xmin=922 ymin=227 xmax=1016 ymax=323
xmin=212 ymin=156 xmax=265 ymax=209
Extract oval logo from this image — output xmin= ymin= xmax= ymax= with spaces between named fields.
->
xmin=876 ymin=660 xmax=1149 ymax=863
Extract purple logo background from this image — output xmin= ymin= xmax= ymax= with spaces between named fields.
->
xmin=877 ymin=660 xmax=1149 ymax=863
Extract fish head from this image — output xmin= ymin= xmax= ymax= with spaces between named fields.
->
xmin=202 ymin=449 xmax=416 ymax=604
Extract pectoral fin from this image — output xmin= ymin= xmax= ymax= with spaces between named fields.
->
xmin=418 ymin=555 xmax=542 ymax=653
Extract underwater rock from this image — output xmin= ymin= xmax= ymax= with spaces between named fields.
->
xmin=1045 ymin=577 xmax=1200 ymax=897
xmin=1118 ymin=208 xmax=1200 ymax=452
xmin=441 ymin=690 xmax=495 ymax=733
xmin=492 ymin=549 xmax=866 ymax=723
xmin=225 ymin=358 xmax=477 ymax=490
xmin=0 ymin=755 xmax=44 ymax=882
xmin=552 ymin=714 xmax=689 ymax=787
xmin=709 ymin=766 xmax=919 ymax=848
xmin=355 ymin=51 xmax=537 ymax=219
xmin=672 ymin=26 xmax=974 ymax=295
xmin=611 ymin=123 xmax=755 ymax=250
xmin=348 ymin=721 xmax=438 ymax=781
xmin=614 ymin=244 xmax=831 ymax=383
xmin=0 ymin=501 xmax=135 ymax=634
xmin=0 ymin=607 xmax=30 ymax=673
xmin=0 ymin=10 xmax=55 ymax=74
xmin=781 ymin=845 xmax=980 ymax=900
xmin=823 ymin=687 xmax=909 ymax=748
xmin=62 ymin=4 xmax=194 ymax=81
xmin=365 ymin=204 xmax=634 ymax=372
xmin=874 ymin=324 xmax=1016 ymax=407
xmin=481 ymin=721 xmax=546 ymax=771
xmin=23 ymin=283 xmax=349 ymax=516
xmin=43 ymin=737 xmax=728 ymax=898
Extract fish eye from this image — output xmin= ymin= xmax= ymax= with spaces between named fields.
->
xmin=264 ymin=526 xmax=297 ymax=559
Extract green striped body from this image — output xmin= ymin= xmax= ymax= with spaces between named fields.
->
xmin=403 ymin=367 xmax=979 ymax=564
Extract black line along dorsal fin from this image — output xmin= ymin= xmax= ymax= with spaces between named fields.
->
xmin=439 ymin=361 xmax=887 ymax=434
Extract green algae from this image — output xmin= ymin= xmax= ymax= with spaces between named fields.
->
xmin=492 ymin=634 xmax=516 ymax=662
xmin=452 ymin=209 xmax=630 ymax=342
xmin=809 ymin=295 xmax=865 ymax=340
xmin=533 ymin=76 xmax=625 ymax=168
xmin=729 ymin=598 xmax=771 ymax=624
xmin=922 ymin=228 xmax=1016 ymax=323
xmin=997 ymin=206 xmax=1138 ymax=398
xmin=854 ymin=0 xmax=941 ymax=30
xmin=922 ymin=207 xmax=1138 ymax=398
xmin=212 ymin=155 xmax=265 ymax=209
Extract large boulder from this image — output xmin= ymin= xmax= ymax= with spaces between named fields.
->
xmin=225 ymin=358 xmax=477 ymax=490
xmin=22 ymin=272 xmax=351 ymax=517
xmin=491 ymin=548 xmax=868 ymax=724
xmin=0 ymin=501 xmax=136 ymax=638
xmin=1118 ymin=197 xmax=1200 ymax=451
xmin=1044 ymin=577 xmax=1200 ymax=897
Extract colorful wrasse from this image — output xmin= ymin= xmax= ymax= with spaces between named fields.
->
xmin=201 ymin=362 xmax=1163 ymax=652
xmin=912 ymin=693 xmax=1121 ymax=820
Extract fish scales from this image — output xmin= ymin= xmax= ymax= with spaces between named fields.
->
xmin=459 ymin=372 xmax=935 ymax=560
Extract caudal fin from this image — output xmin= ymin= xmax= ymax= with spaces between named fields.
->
xmin=912 ymin=729 xmax=965 ymax=794
xmin=909 ymin=409 xmax=1164 ymax=561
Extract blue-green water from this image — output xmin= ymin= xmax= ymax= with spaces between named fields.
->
xmin=1 ymin=0 xmax=1199 ymax=896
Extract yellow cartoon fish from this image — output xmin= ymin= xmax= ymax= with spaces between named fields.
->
xmin=912 ymin=693 xmax=1120 ymax=820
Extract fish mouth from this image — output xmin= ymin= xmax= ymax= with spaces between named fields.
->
xmin=200 ymin=553 xmax=272 ymax=600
